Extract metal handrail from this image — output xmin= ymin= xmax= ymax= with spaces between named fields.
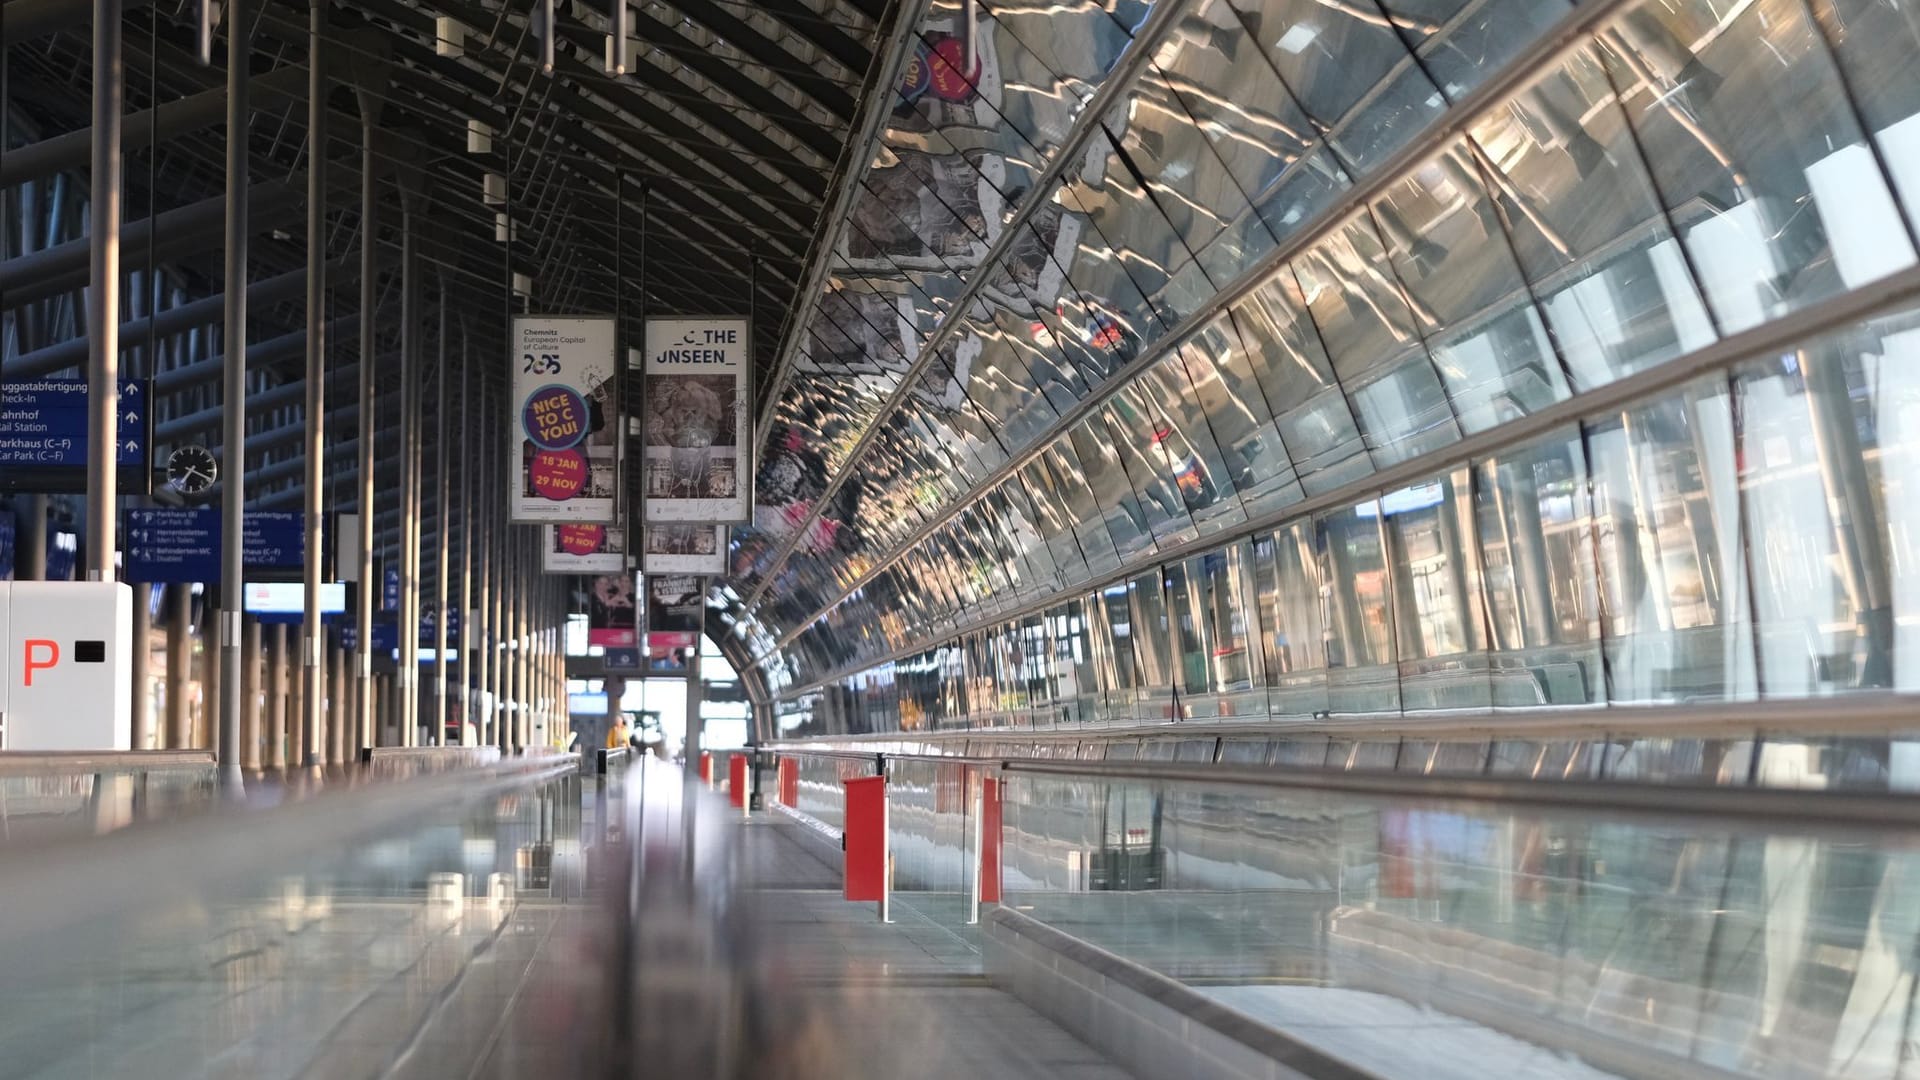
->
xmin=0 ymin=751 xmax=216 ymax=776
xmin=764 ymin=744 xmax=1920 ymax=831
xmin=756 ymin=690 xmax=1920 ymax=743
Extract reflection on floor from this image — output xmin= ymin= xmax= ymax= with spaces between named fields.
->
xmin=737 ymin=819 xmax=1133 ymax=1080
xmin=1198 ymin=986 xmax=1619 ymax=1080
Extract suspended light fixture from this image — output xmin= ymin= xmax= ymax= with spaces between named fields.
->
xmin=436 ymin=16 xmax=464 ymax=57
xmin=540 ymin=0 xmax=556 ymax=74
xmin=197 ymin=0 xmax=218 ymax=65
xmin=607 ymin=1 xmax=630 ymax=75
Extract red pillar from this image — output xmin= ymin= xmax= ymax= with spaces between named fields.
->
xmin=843 ymin=775 xmax=887 ymax=901
xmin=728 ymin=753 xmax=748 ymax=809
xmin=981 ymin=775 xmax=1003 ymax=904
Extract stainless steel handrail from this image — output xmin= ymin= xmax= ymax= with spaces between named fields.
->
xmin=764 ymin=744 xmax=1920 ymax=831
xmin=0 ymin=750 xmax=217 ymax=776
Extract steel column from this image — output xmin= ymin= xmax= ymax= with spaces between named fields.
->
xmin=216 ymin=0 xmax=249 ymax=792
xmin=86 ymin=0 xmax=122 ymax=582
xmin=397 ymin=192 xmax=420 ymax=747
xmin=457 ymin=336 xmax=474 ymax=746
xmin=354 ymin=107 xmax=377 ymax=754
xmin=165 ymin=583 xmax=190 ymax=747
xmin=130 ymin=582 xmax=152 ymax=748
xmin=267 ymin=621 xmax=287 ymax=769
xmin=242 ymin=619 xmax=262 ymax=771
xmin=432 ymin=277 xmax=450 ymax=746
xmin=300 ymin=0 xmax=327 ymax=768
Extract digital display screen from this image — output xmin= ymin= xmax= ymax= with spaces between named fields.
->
xmin=242 ymin=581 xmax=345 ymax=615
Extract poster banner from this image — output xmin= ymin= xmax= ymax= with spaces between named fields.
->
xmin=542 ymin=523 xmax=628 ymax=574
xmin=643 ymin=574 xmax=705 ymax=654
xmin=586 ymin=572 xmax=636 ymax=648
xmin=512 ymin=315 xmax=619 ymax=522
xmin=642 ymin=317 xmax=750 ymax=524
xmin=640 ymin=525 xmax=727 ymax=575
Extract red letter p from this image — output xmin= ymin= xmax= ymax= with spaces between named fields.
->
xmin=22 ymin=639 xmax=58 ymax=687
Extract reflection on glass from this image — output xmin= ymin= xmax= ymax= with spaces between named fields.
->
xmin=1315 ymin=500 xmax=1400 ymax=715
xmin=1380 ymin=468 xmax=1491 ymax=713
xmin=1229 ymin=268 xmax=1372 ymax=492
xmin=1294 ymin=215 xmax=1461 ymax=466
xmin=1600 ymin=0 xmax=1915 ymax=334
xmin=1473 ymin=432 xmax=1603 ymax=707
xmin=1253 ymin=520 xmax=1328 ymax=718
xmin=1469 ymin=44 xmax=1717 ymax=392
xmin=1585 ymin=379 xmax=1754 ymax=703
xmin=1175 ymin=314 xmax=1304 ymax=517
xmin=1129 ymin=571 xmax=1176 ymax=720
xmin=1371 ymin=143 xmax=1570 ymax=433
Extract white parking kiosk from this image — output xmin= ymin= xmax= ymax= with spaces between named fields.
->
xmin=0 ymin=582 xmax=134 ymax=750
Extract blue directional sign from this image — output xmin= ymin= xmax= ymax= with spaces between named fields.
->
xmin=383 ymin=567 xmax=400 ymax=611
xmin=338 ymin=619 xmax=461 ymax=655
xmin=0 ymin=378 xmax=153 ymax=493
xmin=0 ymin=513 xmax=13 ymax=580
xmin=339 ymin=622 xmax=399 ymax=653
xmin=124 ymin=508 xmax=306 ymax=583
xmin=604 ymin=646 xmax=640 ymax=673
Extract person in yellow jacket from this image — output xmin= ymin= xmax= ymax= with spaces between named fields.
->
xmin=605 ymin=716 xmax=631 ymax=749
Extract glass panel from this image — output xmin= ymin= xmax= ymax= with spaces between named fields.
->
xmin=1252 ymin=521 xmax=1328 ymax=718
xmin=1315 ymin=498 xmax=1401 ymax=715
xmin=1371 ymin=143 xmax=1570 ymax=433
xmin=1069 ymin=413 xmax=1156 ymax=564
xmin=1293 ymin=215 xmax=1461 ymax=467
xmin=1137 ymin=351 xmax=1247 ymax=536
xmin=1129 ymin=570 xmax=1177 ymax=721
xmin=1228 ymin=267 xmax=1373 ymax=492
xmin=1102 ymin=391 xmax=1198 ymax=549
xmin=1381 ymin=0 xmax=1572 ymax=101
xmin=1735 ymin=330 xmax=1906 ymax=696
xmin=1585 ymin=378 xmax=1755 ymax=704
xmin=1232 ymin=0 xmax=1446 ymax=173
xmin=1175 ymin=313 xmax=1305 ymax=518
xmin=1600 ymin=0 xmax=1915 ymax=333
xmin=1473 ymin=431 xmax=1605 ymax=708
xmin=1813 ymin=0 xmax=1920 ymax=216
xmin=1380 ymin=468 xmax=1492 ymax=713
xmin=1469 ymin=44 xmax=1718 ymax=392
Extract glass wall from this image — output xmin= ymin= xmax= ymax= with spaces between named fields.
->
xmin=761 ymin=299 xmax=1920 ymax=734
xmin=726 ymin=0 xmax=1920 ymax=742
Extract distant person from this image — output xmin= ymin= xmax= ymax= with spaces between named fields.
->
xmin=606 ymin=716 xmax=631 ymax=750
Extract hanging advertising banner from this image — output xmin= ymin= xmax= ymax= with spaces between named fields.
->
xmin=511 ymin=315 xmax=619 ymax=522
xmin=640 ymin=525 xmax=727 ymax=576
xmin=542 ymin=523 xmax=628 ymax=573
xmin=586 ymin=572 xmax=636 ymax=648
xmin=643 ymin=574 xmax=705 ymax=654
xmin=642 ymin=316 xmax=750 ymax=524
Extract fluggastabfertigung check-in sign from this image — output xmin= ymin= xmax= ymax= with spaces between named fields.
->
xmin=642 ymin=316 xmax=750 ymax=524
xmin=512 ymin=315 xmax=619 ymax=523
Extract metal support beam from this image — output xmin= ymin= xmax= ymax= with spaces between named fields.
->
xmin=86 ymin=0 xmax=122 ymax=583
xmin=301 ymin=0 xmax=328 ymax=768
xmin=396 ymin=185 xmax=421 ymax=746
xmin=0 ymin=63 xmax=306 ymax=188
xmin=432 ymin=275 xmax=450 ymax=746
xmin=354 ymin=107 xmax=378 ymax=753
xmin=130 ymin=582 xmax=152 ymax=748
xmin=217 ymin=0 xmax=249 ymax=793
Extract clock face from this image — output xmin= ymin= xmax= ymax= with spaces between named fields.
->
xmin=167 ymin=445 xmax=219 ymax=494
